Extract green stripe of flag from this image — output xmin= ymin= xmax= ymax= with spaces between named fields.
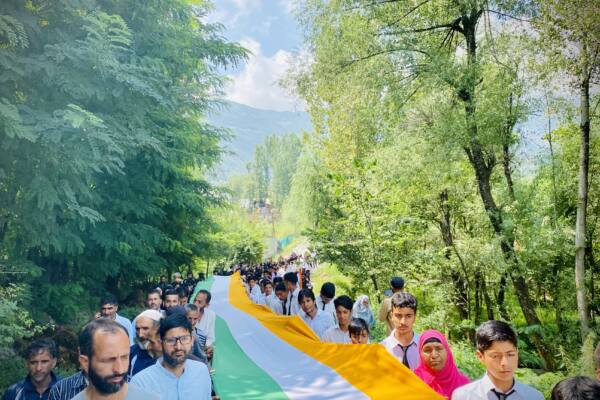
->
xmin=191 ymin=276 xmax=288 ymax=400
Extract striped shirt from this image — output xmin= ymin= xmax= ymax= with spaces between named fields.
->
xmin=47 ymin=371 xmax=87 ymax=400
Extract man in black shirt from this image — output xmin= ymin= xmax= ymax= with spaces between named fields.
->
xmin=3 ymin=339 xmax=60 ymax=400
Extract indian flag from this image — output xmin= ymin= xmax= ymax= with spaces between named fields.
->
xmin=196 ymin=273 xmax=443 ymax=400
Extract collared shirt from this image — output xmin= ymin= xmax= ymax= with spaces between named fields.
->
xmin=2 ymin=372 xmax=60 ymax=400
xmin=130 ymin=358 xmax=211 ymax=400
xmin=315 ymin=296 xmax=337 ymax=322
xmin=48 ymin=371 xmax=86 ymax=400
xmin=115 ymin=314 xmax=135 ymax=345
xmin=264 ymin=294 xmax=280 ymax=313
xmin=128 ymin=345 xmax=156 ymax=378
xmin=322 ymin=326 xmax=351 ymax=344
xmin=196 ymin=308 xmax=216 ymax=347
xmin=380 ymin=330 xmax=420 ymax=371
xmin=70 ymin=384 xmax=159 ymax=400
xmin=377 ymin=297 xmax=394 ymax=334
xmin=451 ymin=373 xmax=544 ymax=400
xmin=286 ymin=287 xmax=301 ymax=316
xmin=301 ymin=309 xmax=335 ymax=340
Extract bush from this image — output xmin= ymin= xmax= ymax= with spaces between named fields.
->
xmin=0 ymin=355 xmax=25 ymax=395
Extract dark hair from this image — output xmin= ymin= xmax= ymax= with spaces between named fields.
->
xmin=390 ymin=292 xmax=417 ymax=313
xmin=79 ymin=319 xmax=128 ymax=357
xmin=165 ymin=305 xmax=187 ymax=317
xmin=164 ymin=289 xmax=179 ymax=300
xmin=475 ymin=320 xmax=518 ymax=352
xmin=348 ymin=317 xmax=369 ymax=336
xmin=25 ymin=338 xmax=58 ymax=360
xmin=334 ymin=295 xmax=353 ymax=311
xmin=263 ymin=280 xmax=273 ymax=287
xmin=147 ymin=289 xmax=161 ymax=297
xmin=320 ymin=282 xmax=336 ymax=299
xmin=100 ymin=293 xmax=118 ymax=307
xmin=551 ymin=376 xmax=600 ymax=400
xmin=298 ymin=289 xmax=315 ymax=303
xmin=159 ymin=314 xmax=193 ymax=340
xmin=273 ymin=276 xmax=283 ymax=284
xmin=184 ymin=304 xmax=198 ymax=313
xmin=274 ymin=282 xmax=286 ymax=292
xmin=390 ymin=277 xmax=405 ymax=290
xmin=197 ymin=289 xmax=212 ymax=304
xmin=594 ymin=342 xmax=600 ymax=370
xmin=176 ymin=287 xmax=188 ymax=298
xmin=283 ymin=272 xmax=298 ymax=285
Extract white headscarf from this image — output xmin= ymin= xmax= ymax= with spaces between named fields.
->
xmin=136 ymin=309 xmax=163 ymax=322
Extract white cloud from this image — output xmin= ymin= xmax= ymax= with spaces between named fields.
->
xmin=279 ymin=0 xmax=297 ymax=14
xmin=225 ymin=37 xmax=305 ymax=112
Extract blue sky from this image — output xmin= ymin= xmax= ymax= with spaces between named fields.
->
xmin=207 ymin=1 xmax=306 ymax=112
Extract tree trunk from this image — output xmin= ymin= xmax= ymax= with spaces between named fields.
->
xmin=575 ymin=73 xmax=590 ymax=341
xmin=481 ymin=272 xmax=495 ymax=321
xmin=460 ymin=15 xmax=556 ymax=370
xmin=438 ymin=190 xmax=470 ymax=321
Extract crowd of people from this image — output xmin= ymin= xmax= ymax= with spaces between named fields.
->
xmin=3 ymin=260 xmax=600 ymax=400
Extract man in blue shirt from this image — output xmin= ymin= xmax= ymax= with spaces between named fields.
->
xmin=130 ymin=314 xmax=212 ymax=400
xmin=3 ymin=339 xmax=61 ymax=400
xmin=129 ymin=310 xmax=163 ymax=377
xmin=99 ymin=294 xmax=135 ymax=345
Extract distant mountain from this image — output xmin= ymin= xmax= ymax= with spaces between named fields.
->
xmin=207 ymin=101 xmax=312 ymax=180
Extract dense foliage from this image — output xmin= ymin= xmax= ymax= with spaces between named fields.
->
xmin=0 ymin=0 xmax=245 ymax=324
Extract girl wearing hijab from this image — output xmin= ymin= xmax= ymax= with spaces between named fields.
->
xmin=414 ymin=330 xmax=470 ymax=399
xmin=352 ymin=295 xmax=375 ymax=328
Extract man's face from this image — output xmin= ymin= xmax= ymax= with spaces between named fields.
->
xmin=80 ymin=330 xmax=129 ymax=395
xmin=187 ymin=273 xmax=193 ymax=279
xmin=147 ymin=293 xmax=162 ymax=311
xmin=264 ymin=284 xmax=273 ymax=296
xmin=186 ymin=311 xmax=200 ymax=327
xmin=135 ymin=317 xmax=155 ymax=349
xmin=391 ymin=307 xmax=416 ymax=334
xmin=596 ymin=367 xmax=600 ymax=381
xmin=249 ymin=279 xmax=256 ymax=288
xmin=162 ymin=327 xmax=193 ymax=368
xmin=335 ymin=306 xmax=352 ymax=326
xmin=27 ymin=350 xmax=57 ymax=384
xmin=476 ymin=341 xmax=519 ymax=387
xmin=160 ymin=276 xmax=166 ymax=283
xmin=350 ymin=329 xmax=369 ymax=344
xmin=300 ymin=296 xmax=316 ymax=315
xmin=164 ymin=294 xmax=179 ymax=309
xmin=275 ymin=290 xmax=287 ymax=301
xmin=194 ymin=293 xmax=208 ymax=310
xmin=147 ymin=328 xmax=162 ymax=359
xmin=322 ymin=295 xmax=333 ymax=305
xmin=100 ymin=303 xmax=118 ymax=319
xmin=179 ymin=296 xmax=188 ymax=306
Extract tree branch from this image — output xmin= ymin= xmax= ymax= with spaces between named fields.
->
xmin=339 ymin=47 xmax=429 ymax=69
xmin=485 ymin=9 xmax=531 ymax=23
xmin=379 ymin=18 xmax=463 ymax=36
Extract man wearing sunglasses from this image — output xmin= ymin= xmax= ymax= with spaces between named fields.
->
xmin=130 ymin=314 xmax=212 ymax=400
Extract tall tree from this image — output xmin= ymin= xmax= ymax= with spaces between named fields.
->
xmin=534 ymin=0 xmax=600 ymax=341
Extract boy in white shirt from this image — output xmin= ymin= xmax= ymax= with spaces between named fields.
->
xmin=452 ymin=320 xmax=544 ymax=400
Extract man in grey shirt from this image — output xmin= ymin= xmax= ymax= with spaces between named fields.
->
xmin=71 ymin=318 xmax=159 ymax=400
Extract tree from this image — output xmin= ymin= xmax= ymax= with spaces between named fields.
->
xmin=534 ymin=0 xmax=600 ymax=341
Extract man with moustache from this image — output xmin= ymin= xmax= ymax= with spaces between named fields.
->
xmin=146 ymin=290 xmax=165 ymax=317
xmin=71 ymin=319 xmax=158 ymax=400
xmin=128 ymin=310 xmax=163 ymax=377
xmin=2 ymin=339 xmax=60 ymax=400
xmin=130 ymin=314 xmax=212 ymax=400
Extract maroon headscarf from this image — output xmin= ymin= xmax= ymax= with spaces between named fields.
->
xmin=414 ymin=330 xmax=470 ymax=399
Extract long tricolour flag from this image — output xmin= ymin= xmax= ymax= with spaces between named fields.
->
xmin=198 ymin=273 xmax=443 ymax=400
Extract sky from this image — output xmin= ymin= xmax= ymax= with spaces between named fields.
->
xmin=206 ymin=0 xmax=306 ymax=112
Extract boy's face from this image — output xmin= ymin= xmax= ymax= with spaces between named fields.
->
xmin=350 ymin=329 xmax=369 ymax=344
xmin=476 ymin=341 xmax=519 ymax=387
xmin=391 ymin=306 xmax=416 ymax=334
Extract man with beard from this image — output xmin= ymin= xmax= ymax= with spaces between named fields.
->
xmin=192 ymin=290 xmax=215 ymax=356
xmin=71 ymin=319 xmax=158 ymax=400
xmin=130 ymin=314 xmax=212 ymax=400
xmin=128 ymin=310 xmax=162 ymax=377
xmin=3 ymin=339 xmax=60 ymax=400
xmin=162 ymin=290 xmax=179 ymax=311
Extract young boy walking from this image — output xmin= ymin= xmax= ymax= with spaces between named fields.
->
xmin=452 ymin=320 xmax=544 ymax=400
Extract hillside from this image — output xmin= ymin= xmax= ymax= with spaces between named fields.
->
xmin=208 ymin=101 xmax=313 ymax=179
